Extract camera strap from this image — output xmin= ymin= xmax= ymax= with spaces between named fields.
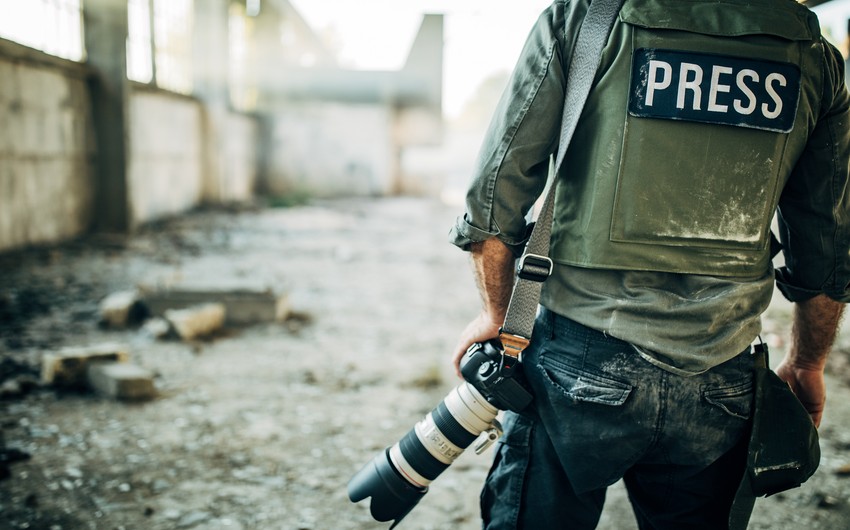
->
xmin=499 ymin=0 xmax=625 ymax=357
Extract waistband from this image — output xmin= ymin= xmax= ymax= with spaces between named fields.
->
xmin=536 ymin=306 xmax=754 ymax=377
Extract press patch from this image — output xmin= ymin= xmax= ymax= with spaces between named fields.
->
xmin=629 ymin=49 xmax=801 ymax=133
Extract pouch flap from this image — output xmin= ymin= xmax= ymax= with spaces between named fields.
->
xmin=620 ymin=0 xmax=819 ymax=41
xmin=748 ymin=367 xmax=820 ymax=497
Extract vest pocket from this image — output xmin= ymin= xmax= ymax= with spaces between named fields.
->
xmin=610 ymin=114 xmax=785 ymax=252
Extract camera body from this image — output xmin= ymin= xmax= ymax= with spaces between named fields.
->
xmin=460 ymin=339 xmax=533 ymax=413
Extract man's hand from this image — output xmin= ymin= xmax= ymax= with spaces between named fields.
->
xmin=775 ymin=294 xmax=844 ymax=428
xmin=774 ymin=361 xmax=826 ymax=428
xmin=452 ymin=311 xmax=502 ymax=377
xmin=452 ymin=238 xmax=516 ymax=377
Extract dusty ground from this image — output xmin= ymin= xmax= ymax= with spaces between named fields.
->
xmin=1 ymin=197 xmax=850 ymax=530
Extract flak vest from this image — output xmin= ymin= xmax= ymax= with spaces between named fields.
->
xmin=551 ymin=0 xmax=825 ymax=278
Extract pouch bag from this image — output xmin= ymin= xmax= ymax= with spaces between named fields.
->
xmin=747 ymin=345 xmax=820 ymax=497
xmin=729 ymin=344 xmax=820 ymax=530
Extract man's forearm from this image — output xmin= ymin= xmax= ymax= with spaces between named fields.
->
xmin=777 ymin=294 xmax=845 ymax=426
xmin=789 ymin=294 xmax=845 ymax=369
xmin=470 ymin=238 xmax=516 ymax=326
xmin=450 ymin=238 xmax=517 ymax=374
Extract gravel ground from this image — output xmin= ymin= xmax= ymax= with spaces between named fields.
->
xmin=1 ymin=197 xmax=850 ymax=530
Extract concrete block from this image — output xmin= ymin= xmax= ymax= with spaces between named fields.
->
xmin=139 ymin=285 xmax=289 ymax=326
xmin=141 ymin=317 xmax=171 ymax=340
xmin=164 ymin=303 xmax=226 ymax=341
xmin=87 ymin=362 xmax=156 ymax=401
xmin=99 ymin=290 xmax=149 ymax=328
xmin=41 ymin=344 xmax=130 ymax=388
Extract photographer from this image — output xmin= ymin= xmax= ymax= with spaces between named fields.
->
xmin=449 ymin=0 xmax=850 ymax=528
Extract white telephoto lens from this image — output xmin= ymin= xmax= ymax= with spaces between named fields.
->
xmin=443 ymin=383 xmax=499 ymax=435
xmin=388 ymin=443 xmax=432 ymax=488
xmin=414 ymin=412 xmax=465 ymax=465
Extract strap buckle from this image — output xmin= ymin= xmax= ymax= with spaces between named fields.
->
xmin=516 ymin=253 xmax=553 ymax=282
xmin=499 ymin=330 xmax=530 ymax=358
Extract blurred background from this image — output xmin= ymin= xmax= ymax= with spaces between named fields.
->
xmin=3 ymin=1 xmax=850 ymax=529
xmin=0 ymin=0 xmax=848 ymax=242
xmin=0 ymin=0 xmax=559 ymax=243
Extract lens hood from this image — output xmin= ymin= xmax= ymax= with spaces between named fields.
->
xmin=347 ymin=448 xmax=427 ymax=528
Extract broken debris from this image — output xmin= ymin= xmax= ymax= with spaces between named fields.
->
xmin=164 ymin=303 xmax=226 ymax=341
xmin=40 ymin=344 xmax=130 ymax=389
xmin=40 ymin=343 xmax=156 ymax=401
xmin=87 ymin=362 xmax=157 ymax=401
xmin=99 ymin=290 xmax=149 ymax=329
xmin=139 ymin=284 xmax=289 ymax=326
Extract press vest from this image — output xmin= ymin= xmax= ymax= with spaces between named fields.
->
xmin=551 ymin=0 xmax=825 ymax=278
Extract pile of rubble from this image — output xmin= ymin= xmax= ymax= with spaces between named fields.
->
xmin=6 ymin=284 xmax=292 ymax=403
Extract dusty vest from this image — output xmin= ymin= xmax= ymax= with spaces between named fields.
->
xmin=550 ymin=0 xmax=825 ymax=278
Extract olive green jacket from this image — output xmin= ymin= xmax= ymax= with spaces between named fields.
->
xmin=450 ymin=0 xmax=850 ymax=372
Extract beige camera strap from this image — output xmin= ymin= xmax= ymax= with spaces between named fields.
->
xmin=500 ymin=0 xmax=625 ymax=356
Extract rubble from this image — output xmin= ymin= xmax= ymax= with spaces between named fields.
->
xmin=164 ymin=303 xmax=226 ymax=341
xmin=39 ymin=343 xmax=155 ymax=401
xmin=86 ymin=362 xmax=156 ymax=401
xmin=99 ymin=290 xmax=148 ymax=328
xmin=141 ymin=317 xmax=171 ymax=340
xmin=93 ymin=283 xmax=294 ymax=343
xmin=0 ymin=375 xmax=40 ymax=400
xmin=139 ymin=285 xmax=289 ymax=326
xmin=40 ymin=344 xmax=130 ymax=388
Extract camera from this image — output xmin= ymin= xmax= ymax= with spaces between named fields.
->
xmin=347 ymin=338 xmax=533 ymax=528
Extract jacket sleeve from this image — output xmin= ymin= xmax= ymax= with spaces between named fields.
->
xmin=449 ymin=1 xmax=571 ymax=256
xmin=775 ymin=39 xmax=850 ymax=303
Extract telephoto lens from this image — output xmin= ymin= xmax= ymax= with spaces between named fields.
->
xmin=348 ymin=339 xmax=531 ymax=528
xmin=347 ymin=381 xmax=501 ymax=528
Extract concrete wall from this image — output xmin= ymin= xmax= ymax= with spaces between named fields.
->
xmin=0 ymin=38 xmax=260 ymax=251
xmin=263 ymin=102 xmax=396 ymax=197
xmin=127 ymin=90 xmax=259 ymax=226
xmin=128 ymin=90 xmax=204 ymax=226
xmin=255 ymin=13 xmax=444 ymax=199
xmin=222 ymin=113 xmax=259 ymax=202
xmin=0 ymin=1 xmax=436 ymax=251
xmin=0 ymin=50 xmax=96 ymax=252
xmin=395 ymin=107 xmax=443 ymax=195
xmin=262 ymin=103 xmax=443 ymax=198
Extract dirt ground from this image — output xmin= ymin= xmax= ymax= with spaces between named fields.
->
xmin=2 ymin=197 xmax=850 ymax=530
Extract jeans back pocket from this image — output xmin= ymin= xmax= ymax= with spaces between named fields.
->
xmin=701 ymin=377 xmax=754 ymax=420
xmin=539 ymin=353 xmax=633 ymax=406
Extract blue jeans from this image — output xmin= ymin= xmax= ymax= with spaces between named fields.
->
xmin=481 ymin=308 xmax=754 ymax=529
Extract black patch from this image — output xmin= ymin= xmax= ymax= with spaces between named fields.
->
xmin=629 ymin=48 xmax=801 ymax=133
